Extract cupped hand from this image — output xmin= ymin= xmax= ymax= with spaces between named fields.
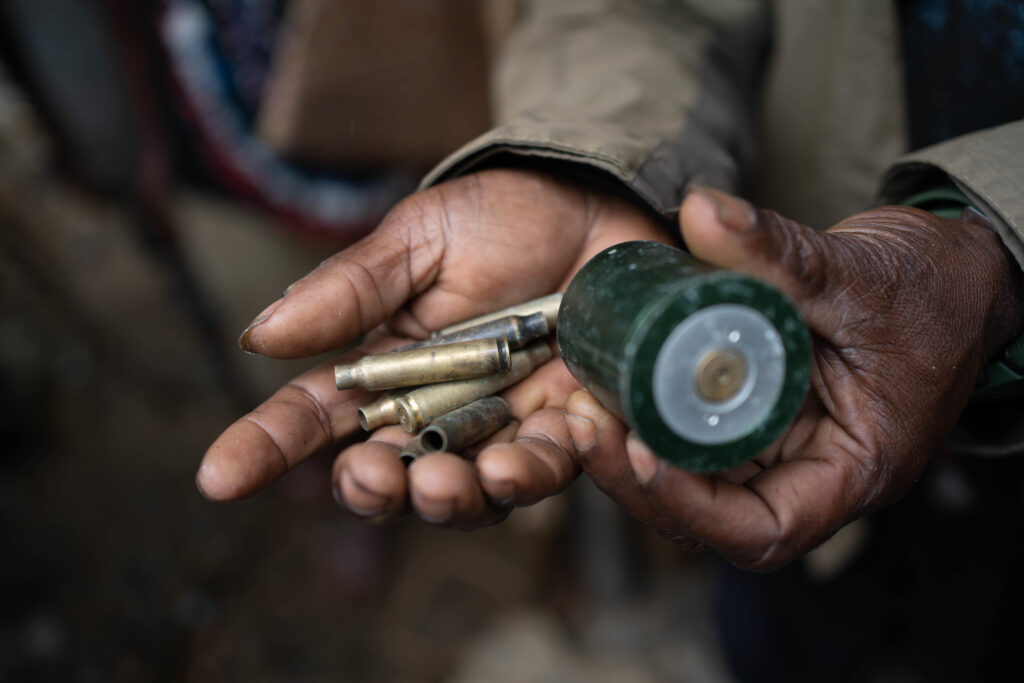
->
xmin=197 ymin=169 xmax=670 ymax=528
xmin=566 ymin=187 xmax=1024 ymax=569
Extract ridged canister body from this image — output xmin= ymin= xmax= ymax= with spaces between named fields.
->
xmin=557 ymin=241 xmax=811 ymax=472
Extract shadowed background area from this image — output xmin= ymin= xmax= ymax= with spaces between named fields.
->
xmin=0 ymin=1 xmax=728 ymax=681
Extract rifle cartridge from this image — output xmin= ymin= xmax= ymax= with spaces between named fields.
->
xmin=401 ymin=312 xmax=549 ymax=352
xmin=395 ymin=342 xmax=551 ymax=432
xmin=435 ymin=293 xmax=562 ymax=337
xmin=558 ymin=241 xmax=811 ymax=473
xmin=420 ymin=397 xmax=511 ymax=453
xmin=335 ymin=338 xmax=511 ymax=391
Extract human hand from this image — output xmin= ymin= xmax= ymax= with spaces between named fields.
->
xmin=197 ymin=169 xmax=669 ymax=528
xmin=565 ymin=187 xmax=1024 ymax=568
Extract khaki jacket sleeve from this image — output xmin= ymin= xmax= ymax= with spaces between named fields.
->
xmin=421 ymin=0 xmax=770 ymax=216
xmin=880 ymin=121 xmax=1024 ymax=457
xmin=879 ymin=120 xmax=1024 ymax=269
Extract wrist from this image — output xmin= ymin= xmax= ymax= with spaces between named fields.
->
xmin=971 ymin=220 xmax=1024 ymax=399
xmin=961 ymin=214 xmax=1024 ymax=358
xmin=903 ymin=189 xmax=1024 ymax=399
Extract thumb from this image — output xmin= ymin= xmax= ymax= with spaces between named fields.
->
xmin=680 ymin=186 xmax=831 ymax=307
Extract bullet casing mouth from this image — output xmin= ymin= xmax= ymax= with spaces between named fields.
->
xmin=420 ymin=397 xmax=511 ymax=453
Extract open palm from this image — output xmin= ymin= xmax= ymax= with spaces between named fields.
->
xmin=198 ymin=169 xmax=669 ymax=527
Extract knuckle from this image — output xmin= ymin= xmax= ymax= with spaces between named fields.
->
xmin=284 ymin=383 xmax=335 ymax=446
xmin=390 ymin=189 xmax=448 ymax=252
xmin=739 ymin=535 xmax=804 ymax=572
xmin=761 ymin=210 xmax=829 ymax=294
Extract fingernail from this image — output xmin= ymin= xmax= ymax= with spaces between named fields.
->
xmin=341 ymin=470 xmax=387 ymax=517
xmin=411 ymin=494 xmax=453 ymax=524
xmin=626 ymin=433 xmax=658 ymax=485
xmin=238 ymin=299 xmax=282 ymax=352
xmin=480 ymin=477 xmax=515 ymax=506
xmin=688 ymin=185 xmax=757 ymax=233
xmin=195 ymin=467 xmax=213 ymax=501
xmin=283 ymin=279 xmax=300 ymax=297
xmin=332 ymin=479 xmax=343 ymax=506
xmin=565 ymin=413 xmax=596 ymax=454
xmin=346 ymin=501 xmax=387 ymax=518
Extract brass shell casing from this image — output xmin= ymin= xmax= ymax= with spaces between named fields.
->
xmin=435 ymin=293 xmax=562 ymax=337
xmin=357 ymin=389 xmax=412 ymax=431
xmin=335 ymin=338 xmax=511 ymax=391
xmin=420 ymin=397 xmax=511 ymax=454
xmin=399 ymin=434 xmax=429 ymax=465
xmin=401 ymin=312 xmax=549 ymax=352
xmin=394 ymin=342 xmax=551 ymax=433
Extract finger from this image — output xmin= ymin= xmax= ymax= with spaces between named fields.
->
xmin=564 ymin=390 xmax=640 ymax=509
xmin=465 ymin=355 xmax=581 ymax=504
xmin=475 ymin=407 xmax=580 ymax=507
xmin=501 ymin=352 xmax=580 ymax=417
xmin=565 ymin=390 xmax=703 ymax=550
xmin=625 ymin=429 xmax=868 ymax=570
xmin=239 ymin=195 xmax=448 ymax=359
xmin=336 ymin=425 xmax=510 ymax=528
xmin=407 ymin=454 xmax=510 ymax=529
xmin=198 ymin=355 xmax=375 ymax=501
xmin=333 ymin=433 xmax=410 ymax=523
xmin=459 ymin=420 xmax=521 ymax=460
xmin=679 ymin=187 xmax=833 ymax=313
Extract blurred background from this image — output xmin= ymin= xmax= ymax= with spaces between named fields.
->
xmin=0 ymin=1 xmax=729 ymax=680
xmin=11 ymin=2 xmax=1024 ymax=681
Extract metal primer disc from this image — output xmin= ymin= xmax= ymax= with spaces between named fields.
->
xmin=653 ymin=304 xmax=786 ymax=445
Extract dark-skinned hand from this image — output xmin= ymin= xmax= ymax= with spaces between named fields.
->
xmin=197 ymin=169 xmax=668 ymax=528
xmin=564 ymin=186 xmax=1024 ymax=569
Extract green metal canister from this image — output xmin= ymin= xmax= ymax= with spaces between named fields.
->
xmin=557 ymin=241 xmax=811 ymax=472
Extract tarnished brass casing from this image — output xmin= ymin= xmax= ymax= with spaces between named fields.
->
xmin=335 ymin=338 xmax=511 ymax=391
xmin=401 ymin=312 xmax=549 ymax=352
xmin=399 ymin=434 xmax=429 ymax=465
xmin=420 ymin=397 xmax=511 ymax=453
xmin=435 ymin=293 xmax=562 ymax=337
xmin=394 ymin=342 xmax=551 ymax=432
xmin=357 ymin=389 xmax=412 ymax=431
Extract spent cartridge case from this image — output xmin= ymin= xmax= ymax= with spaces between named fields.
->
xmin=420 ymin=397 xmax=511 ymax=453
xmin=357 ymin=389 xmax=412 ymax=431
xmin=435 ymin=293 xmax=562 ymax=337
xmin=395 ymin=342 xmax=551 ymax=433
xmin=399 ymin=434 xmax=429 ymax=465
xmin=335 ymin=338 xmax=511 ymax=391
xmin=400 ymin=312 xmax=549 ymax=352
